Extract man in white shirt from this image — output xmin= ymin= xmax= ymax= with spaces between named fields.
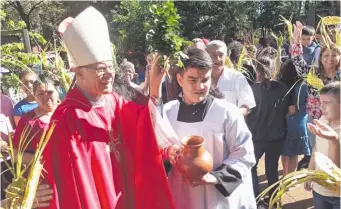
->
xmin=206 ymin=40 xmax=256 ymax=116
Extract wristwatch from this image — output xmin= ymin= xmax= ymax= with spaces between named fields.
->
xmin=150 ymin=96 xmax=162 ymax=106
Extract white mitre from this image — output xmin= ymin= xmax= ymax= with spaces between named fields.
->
xmin=58 ymin=7 xmax=112 ymax=67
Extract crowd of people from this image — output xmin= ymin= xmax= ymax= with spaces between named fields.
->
xmin=0 ymin=6 xmax=340 ymax=209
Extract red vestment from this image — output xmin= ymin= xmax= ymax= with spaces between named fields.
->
xmin=41 ymin=87 xmax=174 ymax=209
xmin=13 ymin=111 xmax=48 ymax=152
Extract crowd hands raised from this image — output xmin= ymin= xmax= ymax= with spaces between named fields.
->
xmin=1 ymin=7 xmax=340 ymax=209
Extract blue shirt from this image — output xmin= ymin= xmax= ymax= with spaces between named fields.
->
xmin=303 ymin=42 xmax=320 ymax=67
xmin=13 ymin=99 xmax=38 ymax=116
xmin=286 ymin=82 xmax=308 ymax=139
xmin=137 ymin=70 xmax=145 ymax=84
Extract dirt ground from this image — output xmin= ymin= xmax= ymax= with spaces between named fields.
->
xmin=257 ymin=156 xmax=314 ymax=209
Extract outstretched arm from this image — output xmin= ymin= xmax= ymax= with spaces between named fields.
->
xmin=291 ymin=21 xmax=311 ymax=78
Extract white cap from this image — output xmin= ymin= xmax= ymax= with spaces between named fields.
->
xmin=58 ymin=7 xmax=112 ymax=67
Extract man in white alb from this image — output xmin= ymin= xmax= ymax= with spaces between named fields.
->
xmin=206 ymin=40 xmax=256 ymax=116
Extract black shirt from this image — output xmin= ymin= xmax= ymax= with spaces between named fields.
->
xmin=177 ymin=95 xmax=214 ymax=123
xmin=246 ymin=80 xmax=294 ymax=143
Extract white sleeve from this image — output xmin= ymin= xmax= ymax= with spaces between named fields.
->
xmin=148 ymin=101 xmax=179 ymax=148
xmin=236 ymin=74 xmax=256 ymax=109
xmin=223 ymin=107 xmax=256 ymax=179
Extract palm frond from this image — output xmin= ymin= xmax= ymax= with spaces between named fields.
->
xmin=279 ymin=15 xmax=293 ymax=46
xmin=257 ymin=152 xmax=340 ymax=209
xmin=306 ymin=68 xmax=324 ymax=90
xmin=4 ymin=123 xmax=56 ymax=208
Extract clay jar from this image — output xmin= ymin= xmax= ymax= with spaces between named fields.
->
xmin=175 ymin=135 xmax=213 ymax=180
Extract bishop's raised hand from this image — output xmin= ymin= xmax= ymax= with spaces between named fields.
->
xmin=149 ymin=54 xmax=169 ymax=98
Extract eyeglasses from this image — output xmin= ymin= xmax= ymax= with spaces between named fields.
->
xmin=83 ymin=65 xmax=115 ymax=76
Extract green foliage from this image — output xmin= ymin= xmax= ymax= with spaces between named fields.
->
xmin=29 ymin=32 xmax=47 ymax=45
xmin=145 ymin=0 xmax=191 ymax=59
xmin=1 ymin=40 xmax=41 ymax=93
xmin=175 ymin=1 xmax=253 ymax=41
xmin=111 ymin=0 xmax=151 ymax=57
xmin=1 ymin=8 xmax=71 ymax=94
xmin=1 ymin=8 xmax=44 ymax=92
xmin=0 ymin=8 xmax=6 ymax=21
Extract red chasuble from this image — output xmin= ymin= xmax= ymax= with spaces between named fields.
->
xmin=41 ymin=87 xmax=174 ymax=209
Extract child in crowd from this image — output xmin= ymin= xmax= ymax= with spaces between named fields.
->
xmin=13 ymin=71 xmax=38 ymax=126
xmin=280 ymin=60 xmax=310 ymax=177
xmin=245 ymin=56 xmax=295 ymax=207
xmin=297 ymin=25 xmax=322 ymax=170
xmin=305 ymin=81 xmax=340 ymax=209
xmin=301 ymin=25 xmax=320 ymax=67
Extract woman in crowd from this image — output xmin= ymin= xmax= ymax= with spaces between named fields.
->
xmin=245 ymin=56 xmax=295 ymax=207
xmin=279 ymin=60 xmax=310 ymax=177
xmin=13 ymin=77 xmax=60 ymax=164
xmin=1 ymin=77 xmax=59 ymax=206
xmin=120 ymin=60 xmax=150 ymax=96
xmin=292 ymin=21 xmax=340 ymax=168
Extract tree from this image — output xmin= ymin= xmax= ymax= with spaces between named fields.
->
xmin=6 ymin=1 xmax=44 ymax=31
xmin=111 ymin=0 xmax=152 ymax=57
xmin=3 ymin=1 xmax=66 ymax=40
xmin=144 ymin=0 xmax=191 ymax=59
xmin=175 ymin=1 xmax=252 ymax=42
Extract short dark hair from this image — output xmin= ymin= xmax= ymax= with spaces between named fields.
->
xmin=178 ymin=48 xmax=212 ymax=74
xmin=227 ymin=41 xmax=244 ymax=64
xmin=302 ymin=25 xmax=316 ymax=36
xmin=319 ymin=81 xmax=340 ymax=103
xmin=258 ymin=38 xmax=268 ymax=47
xmin=279 ymin=59 xmax=300 ymax=88
xmin=32 ymin=75 xmax=56 ymax=94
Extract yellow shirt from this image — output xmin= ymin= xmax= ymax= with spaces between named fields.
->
xmin=312 ymin=116 xmax=340 ymax=197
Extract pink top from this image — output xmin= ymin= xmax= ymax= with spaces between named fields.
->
xmin=0 ymin=94 xmax=14 ymax=141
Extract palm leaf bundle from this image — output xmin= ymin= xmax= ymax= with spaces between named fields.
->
xmin=40 ymin=39 xmax=72 ymax=94
xmin=257 ymin=152 xmax=340 ymax=209
xmin=315 ymin=16 xmax=341 ymax=48
xmin=225 ymin=56 xmax=233 ymax=68
xmin=305 ymin=67 xmax=324 ymax=90
xmin=321 ymin=16 xmax=341 ymax=26
xmin=321 ymin=16 xmax=341 ymax=47
xmin=0 ymin=123 xmax=55 ymax=209
xmin=278 ymin=15 xmax=293 ymax=46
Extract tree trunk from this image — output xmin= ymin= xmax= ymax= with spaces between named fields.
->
xmin=12 ymin=2 xmax=32 ymax=30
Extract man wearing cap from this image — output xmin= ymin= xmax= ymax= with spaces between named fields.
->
xmin=42 ymin=7 xmax=175 ymax=209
